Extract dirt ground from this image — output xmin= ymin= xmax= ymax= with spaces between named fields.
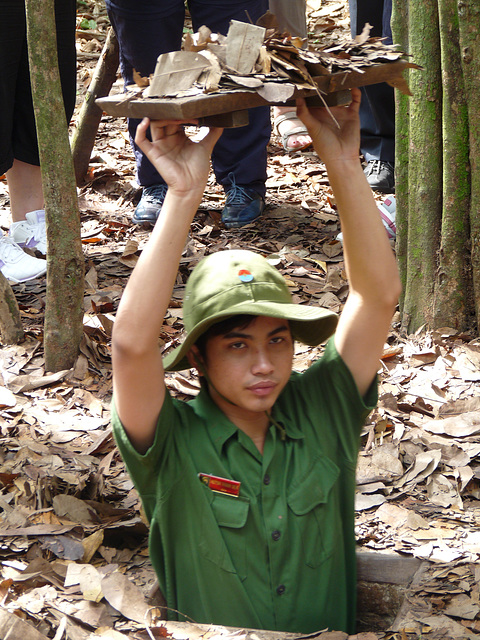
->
xmin=1 ymin=1 xmax=480 ymax=639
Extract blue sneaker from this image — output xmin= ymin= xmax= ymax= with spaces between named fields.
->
xmin=222 ymin=174 xmax=265 ymax=229
xmin=132 ymin=184 xmax=169 ymax=224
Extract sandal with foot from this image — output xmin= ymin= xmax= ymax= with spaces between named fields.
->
xmin=274 ymin=111 xmax=312 ymax=152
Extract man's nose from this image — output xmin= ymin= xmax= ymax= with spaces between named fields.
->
xmin=251 ymin=348 xmax=274 ymax=374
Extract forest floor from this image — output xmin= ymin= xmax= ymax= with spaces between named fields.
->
xmin=1 ymin=1 xmax=480 ymax=639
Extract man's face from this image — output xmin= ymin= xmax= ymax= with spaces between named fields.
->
xmin=193 ymin=316 xmax=294 ymax=420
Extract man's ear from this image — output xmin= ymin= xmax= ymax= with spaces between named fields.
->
xmin=187 ymin=345 xmax=205 ymax=375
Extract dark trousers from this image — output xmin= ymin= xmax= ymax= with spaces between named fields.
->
xmin=0 ymin=0 xmax=76 ymax=174
xmin=106 ymin=0 xmax=270 ymax=195
xmin=348 ymin=0 xmax=395 ymax=164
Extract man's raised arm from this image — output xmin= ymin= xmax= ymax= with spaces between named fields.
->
xmin=112 ymin=119 xmax=222 ymax=453
xmin=297 ymin=89 xmax=401 ymax=397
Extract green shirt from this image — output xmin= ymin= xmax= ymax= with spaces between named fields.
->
xmin=112 ymin=339 xmax=377 ymax=634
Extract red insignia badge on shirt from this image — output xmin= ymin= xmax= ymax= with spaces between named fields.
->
xmin=199 ymin=473 xmax=241 ymax=497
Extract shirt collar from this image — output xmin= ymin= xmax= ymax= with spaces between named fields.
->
xmin=189 ymin=388 xmax=239 ymax=454
xmin=189 ymin=387 xmax=304 ymax=454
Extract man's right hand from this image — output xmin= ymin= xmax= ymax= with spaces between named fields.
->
xmin=135 ymin=118 xmax=223 ymax=196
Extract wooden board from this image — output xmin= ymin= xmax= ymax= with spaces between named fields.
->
xmin=97 ymin=61 xmax=412 ymax=124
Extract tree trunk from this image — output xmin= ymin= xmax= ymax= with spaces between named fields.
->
xmin=393 ymin=0 xmax=479 ymax=333
xmin=458 ymin=0 xmax=480 ymax=324
xmin=433 ymin=0 xmax=473 ymax=327
xmin=71 ymin=27 xmax=119 ymax=186
xmin=391 ymin=0 xmax=409 ymax=302
xmin=401 ymin=0 xmax=443 ymax=332
xmin=25 ymin=0 xmax=85 ymax=372
xmin=0 ymin=273 xmax=24 ymax=345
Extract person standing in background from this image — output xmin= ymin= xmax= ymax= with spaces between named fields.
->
xmin=270 ymin=0 xmax=312 ymax=152
xmin=348 ymin=0 xmax=395 ymax=193
xmin=0 ymin=0 xmax=76 ymax=283
xmin=105 ymin=0 xmax=271 ymax=229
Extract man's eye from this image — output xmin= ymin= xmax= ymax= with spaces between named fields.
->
xmin=230 ymin=342 xmax=246 ymax=350
xmin=271 ymin=336 xmax=284 ymax=344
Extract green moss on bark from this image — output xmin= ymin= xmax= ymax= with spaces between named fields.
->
xmin=394 ymin=0 xmax=479 ymax=333
xmin=402 ymin=0 xmax=442 ymax=330
xmin=458 ymin=0 xmax=480 ymax=324
xmin=434 ymin=0 xmax=473 ymax=328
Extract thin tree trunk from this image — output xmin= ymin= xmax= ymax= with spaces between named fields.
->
xmin=434 ymin=0 xmax=473 ymax=327
xmin=25 ymin=0 xmax=84 ymax=372
xmin=0 ymin=273 xmax=24 ymax=345
xmin=71 ymin=27 xmax=119 ymax=186
xmin=391 ymin=0 xmax=409 ymax=305
xmin=400 ymin=0 xmax=443 ymax=332
xmin=458 ymin=0 xmax=480 ymax=323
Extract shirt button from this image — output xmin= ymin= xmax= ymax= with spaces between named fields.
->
xmin=271 ymin=530 xmax=281 ymax=541
xmin=276 ymin=585 xmax=286 ymax=595
xmin=263 ymin=474 xmax=271 ymax=485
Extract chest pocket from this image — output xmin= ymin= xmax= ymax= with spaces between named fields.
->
xmin=287 ymin=455 xmax=340 ymax=568
xmin=199 ymin=488 xmax=250 ymax=580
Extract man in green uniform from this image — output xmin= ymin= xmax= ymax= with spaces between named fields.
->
xmin=111 ymin=89 xmax=401 ymax=634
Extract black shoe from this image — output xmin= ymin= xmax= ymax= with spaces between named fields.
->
xmin=364 ymin=160 xmax=395 ymax=193
xmin=132 ymin=184 xmax=168 ymax=224
xmin=222 ymin=173 xmax=265 ymax=229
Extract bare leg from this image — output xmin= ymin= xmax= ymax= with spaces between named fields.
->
xmin=0 ymin=159 xmax=47 ymax=282
xmin=5 ymin=159 xmax=43 ymax=222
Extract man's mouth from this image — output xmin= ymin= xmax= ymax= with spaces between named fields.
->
xmin=247 ymin=381 xmax=276 ymax=397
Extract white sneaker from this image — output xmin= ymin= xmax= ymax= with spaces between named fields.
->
xmin=0 ymin=233 xmax=47 ymax=283
xmin=9 ymin=209 xmax=47 ymax=256
xmin=378 ymin=195 xmax=396 ymax=239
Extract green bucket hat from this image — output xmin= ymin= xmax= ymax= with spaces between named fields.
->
xmin=163 ymin=250 xmax=338 ymax=371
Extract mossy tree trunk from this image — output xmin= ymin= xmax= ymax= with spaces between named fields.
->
xmin=392 ymin=0 xmax=479 ymax=333
xmin=458 ymin=1 xmax=480 ymax=325
xmin=435 ymin=0 xmax=471 ymax=326
xmin=25 ymin=0 xmax=85 ymax=371
xmin=391 ymin=0 xmax=409 ymax=305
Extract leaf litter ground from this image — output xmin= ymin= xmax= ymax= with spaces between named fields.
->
xmin=1 ymin=1 xmax=480 ymax=638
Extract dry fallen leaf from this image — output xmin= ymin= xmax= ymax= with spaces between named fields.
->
xmin=101 ymin=571 xmax=151 ymax=623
